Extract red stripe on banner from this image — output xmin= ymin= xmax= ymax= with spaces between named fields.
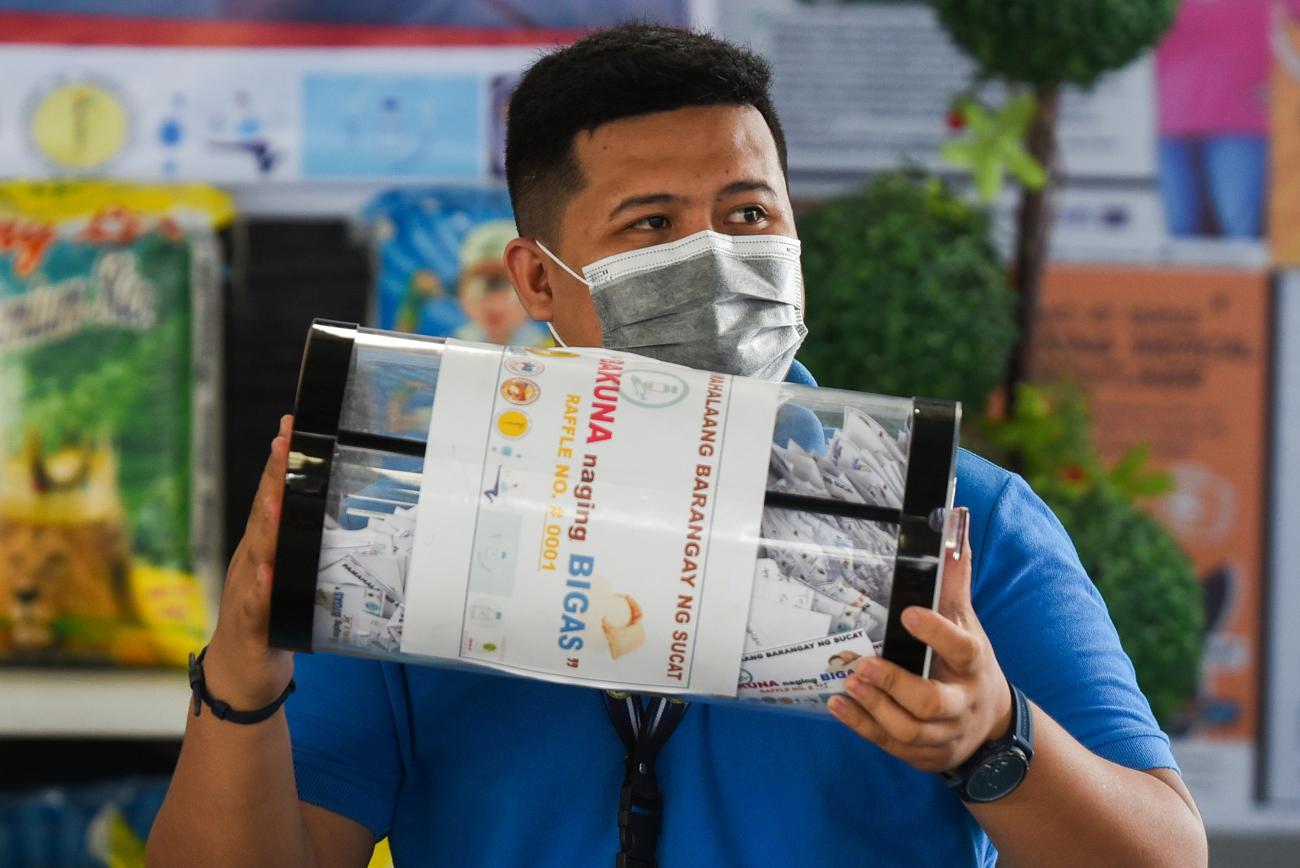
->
xmin=0 ymin=11 xmax=582 ymax=48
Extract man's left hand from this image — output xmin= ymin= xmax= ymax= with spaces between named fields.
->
xmin=828 ymin=508 xmax=1013 ymax=774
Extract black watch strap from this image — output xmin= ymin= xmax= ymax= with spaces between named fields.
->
xmin=188 ymin=646 xmax=296 ymax=724
xmin=943 ymin=679 xmax=1034 ymax=802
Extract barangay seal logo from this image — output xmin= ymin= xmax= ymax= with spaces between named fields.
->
xmin=621 ymin=369 xmax=689 ymax=408
xmin=505 ymin=357 xmax=544 ymax=376
xmin=500 ymin=377 xmax=540 ymax=405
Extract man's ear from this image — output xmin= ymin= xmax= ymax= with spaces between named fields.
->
xmin=504 ymin=237 xmax=554 ymax=322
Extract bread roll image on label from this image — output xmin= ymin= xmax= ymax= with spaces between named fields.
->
xmin=589 ymin=578 xmax=646 ymax=660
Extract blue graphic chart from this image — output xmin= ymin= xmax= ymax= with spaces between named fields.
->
xmin=302 ymin=73 xmax=482 ymax=179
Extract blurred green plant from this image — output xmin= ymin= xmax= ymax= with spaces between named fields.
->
xmin=797 ymin=170 xmax=1017 ymax=413
xmin=928 ymin=0 xmax=1179 ymax=89
xmin=941 ymin=93 xmax=1046 ymax=203
xmin=980 ymin=381 xmax=1174 ymax=502
xmin=980 ymin=382 xmax=1203 ymax=728
xmin=928 ymin=0 xmax=1180 ymax=400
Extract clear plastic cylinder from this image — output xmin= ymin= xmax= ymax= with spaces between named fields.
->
xmin=271 ymin=322 xmax=959 ymax=715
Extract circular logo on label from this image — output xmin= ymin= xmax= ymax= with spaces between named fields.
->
xmin=527 ymin=347 xmax=579 ymax=359
xmin=496 ymin=409 xmax=530 ymax=438
xmin=505 ymin=357 xmax=545 ymax=376
xmin=27 ymin=76 xmax=131 ymax=170
xmin=621 ymin=369 xmax=690 ymax=408
xmin=500 ymin=377 xmax=540 ymax=406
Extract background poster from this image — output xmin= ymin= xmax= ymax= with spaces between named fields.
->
xmin=720 ymin=0 xmax=1287 ymax=267
xmin=0 ymin=46 xmax=546 ymax=185
xmin=0 ymin=1 xmax=690 ymax=185
xmin=1156 ymin=0 xmax=1278 ymax=243
xmin=1270 ymin=6 xmax=1300 ymax=264
xmin=0 ymin=0 xmax=688 ymax=28
xmin=718 ymin=0 xmax=1155 ymax=179
xmin=1030 ymin=266 xmax=1272 ymax=809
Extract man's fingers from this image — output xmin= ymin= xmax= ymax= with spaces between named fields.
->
xmin=243 ymin=418 xmax=292 ymax=537
xmin=901 ymin=606 xmax=981 ymax=674
xmin=854 ymin=657 xmax=964 ymax=720
xmin=936 ymin=507 xmax=973 ymax=619
xmin=242 ymin=433 xmax=290 ymax=566
xmin=828 ymin=695 xmax=946 ymax=766
xmin=842 ymin=677 xmax=955 ymax=747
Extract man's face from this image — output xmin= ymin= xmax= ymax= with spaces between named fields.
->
xmin=506 ymin=104 xmax=795 ymax=347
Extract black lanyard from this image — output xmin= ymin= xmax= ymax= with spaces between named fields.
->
xmin=602 ymin=691 xmax=690 ymax=868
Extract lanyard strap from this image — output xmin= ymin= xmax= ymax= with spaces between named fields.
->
xmin=602 ymin=691 xmax=689 ymax=868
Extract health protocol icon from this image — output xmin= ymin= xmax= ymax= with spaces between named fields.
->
xmin=505 ymin=357 xmax=544 ymax=376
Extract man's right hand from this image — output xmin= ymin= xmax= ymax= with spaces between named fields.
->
xmin=149 ymin=414 xmax=377 ymax=868
xmin=202 ymin=415 xmax=296 ymax=710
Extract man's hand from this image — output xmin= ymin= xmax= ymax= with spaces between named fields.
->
xmin=202 ymin=415 xmax=295 ymax=711
xmin=829 ymin=508 xmax=1012 ymax=773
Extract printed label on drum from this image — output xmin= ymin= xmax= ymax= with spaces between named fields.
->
xmin=400 ymin=341 xmax=780 ymax=696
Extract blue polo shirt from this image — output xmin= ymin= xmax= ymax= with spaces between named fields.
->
xmin=286 ymin=362 xmax=1177 ymax=866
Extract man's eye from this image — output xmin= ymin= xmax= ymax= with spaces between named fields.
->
xmin=730 ymin=206 xmax=768 ymax=225
xmin=630 ymin=215 xmax=670 ymax=230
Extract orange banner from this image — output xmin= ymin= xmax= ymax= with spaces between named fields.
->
xmin=1032 ymin=266 xmax=1272 ymax=741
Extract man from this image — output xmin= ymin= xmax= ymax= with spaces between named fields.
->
xmin=148 ymin=25 xmax=1207 ymax=867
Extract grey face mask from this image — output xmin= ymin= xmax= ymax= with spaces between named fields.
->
xmin=537 ymin=229 xmax=808 ymax=381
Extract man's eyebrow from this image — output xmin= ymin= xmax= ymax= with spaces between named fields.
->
xmin=608 ymin=193 xmax=681 ymax=220
xmin=716 ymin=180 xmax=777 ymax=199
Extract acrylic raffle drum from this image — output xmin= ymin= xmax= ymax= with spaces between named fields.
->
xmin=269 ymin=321 xmax=961 ymax=715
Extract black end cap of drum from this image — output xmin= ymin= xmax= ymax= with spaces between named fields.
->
xmin=268 ymin=321 xmax=357 ymax=652
xmin=882 ymin=399 xmax=961 ymax=676
xmin=291 ymin=320 xmax=357 ymax=436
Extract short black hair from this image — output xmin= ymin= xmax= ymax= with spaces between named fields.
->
xmin=505 ymin=23 xmax=788 ymax=240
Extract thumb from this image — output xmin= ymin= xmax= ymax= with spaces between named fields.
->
xmin=936 ymin=507 xmax=973 ymax=620
xmin=240 ymin=561 xmax=275 ymax=641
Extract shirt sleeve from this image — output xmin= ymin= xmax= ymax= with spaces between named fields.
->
xmin=285 ymin=651 xmax=405 ymax=838
xmin=970 ymin=474 xmax=1180 ymax=774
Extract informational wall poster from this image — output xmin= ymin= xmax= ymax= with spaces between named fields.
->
xmin=1269 ymin=4 xmax=1300 ymax=263
xmin=0 ymin=1 xmax=687 ymax=29
xmin=0 ymin=45 xmax=550 ymax=184
xmin=1156 ymin=0 xmax=1285 ymax=243
xmin=1030 ymin=266 xmax=1271 ymax=812
xmin=717 ymin=0 xmax=1156 ymax=179
xmin=1033 ymin=267 xmax=1271 ymax=740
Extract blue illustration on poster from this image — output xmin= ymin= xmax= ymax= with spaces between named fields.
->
xmin=364 ymin=186 xmax=549 ymax=438
xmin=302 ymin=73 xmax=481 ymax=179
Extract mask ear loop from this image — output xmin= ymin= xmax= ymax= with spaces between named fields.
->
xmin=534 ymin=239 xmax=591 ymax=348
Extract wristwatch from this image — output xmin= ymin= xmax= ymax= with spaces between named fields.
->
xmin=943 ymin=680 xmax=1034 ymax=803
xmin=188 ymin=645 xmax=296 ymax=724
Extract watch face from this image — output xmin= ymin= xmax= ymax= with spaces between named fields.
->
xmin=966 ymin=750 xmax=1029 ymax=802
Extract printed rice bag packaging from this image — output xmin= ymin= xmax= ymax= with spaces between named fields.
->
xmin=0 ymin=182 xmax=230 ymax=666
xmin=270 ymin=322 xmax=961 ymax=715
